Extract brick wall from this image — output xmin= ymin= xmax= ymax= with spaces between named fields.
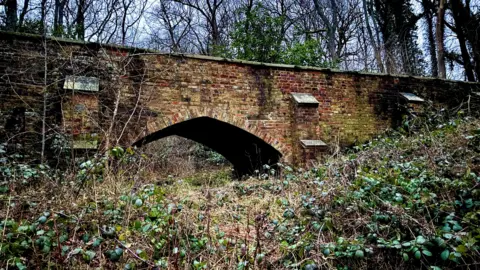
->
xmin=1 ymin=32 xmax=479 ymax=165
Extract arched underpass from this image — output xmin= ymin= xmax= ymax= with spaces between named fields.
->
xmin=132 ymin=117 xmax=282 ymax=176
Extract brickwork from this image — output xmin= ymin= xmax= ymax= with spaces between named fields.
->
xmin=0 ymin=32 xmax=479 ymax=165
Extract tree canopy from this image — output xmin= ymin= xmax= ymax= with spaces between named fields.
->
xmin=1 ymin=0 xmax=480 ymax=80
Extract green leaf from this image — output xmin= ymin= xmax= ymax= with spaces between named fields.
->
xmin=441 ymin=249 xmax=450 ymax=261
xmin=71 ymin=248 xmax=83 ymax=255
xmin=422 ymin=249 xmax=432 ymax=256
xmin=443 ymin=233 xmax=453 ymax=239
xmin=0 ymin=185 xmax=8 ymax=193
xmin=106 ymin=248 xmax=123 ymax=262
xmin=402 ymin=252 xmax=409 ymax=261
xmin=61 ymin=245 xmax=70 ymax=256
xmin=452 ymin=223 xmax=462 ymax=232
xmin=133 ymin=220 xmax=142 ymax=229
xmin=256 ymin=253 xmax=265 ymax=262
xmin=92 ymin=238 xmax=102 ymax=247
xmin=354 ymin=250 xmax=364 ymax=258
xmin=142 ymin=224 xmax=151 ymax=232
xmin=414 ymin=250 xmax=421 ymax=259
xmin=435 ymin=237 xmax=445 ymax=247
xmin=59 ymin=234 xmax=68 ymax=243
xmin=83 ymin=250 xmax=96 ymax=261
xmin=137 ymin=249 xmax=148 ymax=260
xmin=456 ymin=245 xmax=467 ymax=254
xmin=283 ymin=209 xmax=295 ymax=219
xmin=42 ymin=245 xmax=51 ymax=253
xmin=115 ymin=247 xmax=124 ymax=256
xmin=82 ymin=233 xmax=90 ymax=243
xmin=20 ymin=240 xmax=29 ymax=249
xmin=15 ymin=262 xmax=27 ymax=270
xmin=38 ymin=216 xmax=47 ymax=224
xmin=17 ymin=225 xmax=30 ymax=232
xmin=465 ymin=199 xmax=473 ymax=209
xmin=416 ymin=235 xmax=426 ymax=244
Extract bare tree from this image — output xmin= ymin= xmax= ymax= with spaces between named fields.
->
xmin=76 ymin=0 xmax=147 ymax=45
xmin=74 ymin=0 xmax=90 ymax=39
xmin=84 ymin=0 xmax=118 ymax=42
xmin=119 ymin=0 xmax=147 ymax=45
xmin=363 ymin=0 xmax=384 ymax=72
xmin=40 ymin=0 xmax=48 ymax=34
xmin=309 ymin=0 xmax=364 ymax=69
xmin=263 ymin=0 xmax=295 ymax=43
xmin=148 ymin=0 xmax=193 ymax=52
xmin=436 ymin=0 xmax=446 ymax=78
xmin=449 ymin=0 xmax=475 ymax=81
xmin=335 ymin=0 xmax=364 ymax=69
xmin=173 ymin=0 xmax=230 ymax=55
xmin=312 ymin=0 xmax=338 ymax=63
xmin=4 ymin=0 xmax=18 ymax=30
xmin=18 ymin=0 xmax=30 ymax=28
xmin=53 ymin=0 xmax=67 ymax=36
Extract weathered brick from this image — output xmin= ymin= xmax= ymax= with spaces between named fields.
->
xmin=0 ymin=32 xmax=479 ymax=166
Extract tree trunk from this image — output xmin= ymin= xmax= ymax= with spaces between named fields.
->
xmin=243 ymin=0 xmax=254 ymax=58
xmin=423 ymin=0 xmax=438 ymax=77
xmin=207 ymin=0 xmax=221 ymax=55
xmin=363 ymin=0 xmax=384 ymax=72
xmin=463 ymin=2 xmax=480 ymax=80
xmin=76 ymin=0 xmax=86 ymax=40
xmin=328 ymin=0 xmax=338 ymax=63
xmin=470 ymin=30 xmax=480 ymax=80
xmin=436 ymin=0 xmax=446 ymax=79
xmin=313 ymin=0 xmax=338 ymax=63
xmin=54 ymin=0 xmax=66 ymax=36
xmin=18 ymin=0 xmax=30 ymax=28
xmin=450 ymin=0 xmax=475 ymax=81
xmin=5 ymin=0 xmax=18 ymax=30
xmin=40 ymin=0 xmax=47 ymax=34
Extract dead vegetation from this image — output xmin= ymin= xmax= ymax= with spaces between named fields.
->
xmin=1 ymin=111 xmax=480 ymax=269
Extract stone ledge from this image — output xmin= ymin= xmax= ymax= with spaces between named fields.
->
xmin=399 ymin=92 xmax=424 ymax=103
xmin=300 ymin=139 xmax=327 ymax=149
xmin=291 ymin=93 xmax=319 ymax=106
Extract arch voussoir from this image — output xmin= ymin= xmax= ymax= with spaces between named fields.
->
xmin=144 ymin=107 xmax=288 ymax=161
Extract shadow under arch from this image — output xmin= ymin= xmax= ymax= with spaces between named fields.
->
xmin=132 ymin=116 xmax=282 ymax=176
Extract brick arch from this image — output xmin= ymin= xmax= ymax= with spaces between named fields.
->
xmin=134 ymin=107 xmax=290 ymax=175
xmin=144 ymin=106 xmax=289 ymax=156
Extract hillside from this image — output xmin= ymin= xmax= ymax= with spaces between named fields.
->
xmin=1 ymin=112 xmax=479 ymax=269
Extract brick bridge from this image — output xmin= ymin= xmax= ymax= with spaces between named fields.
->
xmin=1 ymin=32 xmax=479 ymax=175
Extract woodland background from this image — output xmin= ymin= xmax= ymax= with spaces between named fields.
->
xmin=1 ymin=0 xmax=479 ymax=81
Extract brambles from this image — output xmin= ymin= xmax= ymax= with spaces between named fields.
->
xmin=1 ymin=113 xmax=479 ymax=269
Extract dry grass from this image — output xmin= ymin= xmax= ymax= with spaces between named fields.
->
xmin=1 ymin=115 xmax=480 ymax=269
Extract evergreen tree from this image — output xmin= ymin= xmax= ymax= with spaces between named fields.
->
xmin=372 ymin=0 xmax=424 ymax=75
xmin=229 ymin=3 xmax=285 ymax=63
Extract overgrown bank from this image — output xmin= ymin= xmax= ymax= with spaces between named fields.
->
xmin=1 ymin=112 xmax=480 ymax=269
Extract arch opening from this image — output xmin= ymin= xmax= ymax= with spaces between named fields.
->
xmin=133 ymin=117 xmax=282 ymax=176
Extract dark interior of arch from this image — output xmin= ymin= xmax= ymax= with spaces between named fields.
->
xmin=132 ymin=117 xmax=282 ymax=177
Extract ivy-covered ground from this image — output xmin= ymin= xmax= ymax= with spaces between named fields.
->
xmin=1 ymin=113 xmax=480 ymax=269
